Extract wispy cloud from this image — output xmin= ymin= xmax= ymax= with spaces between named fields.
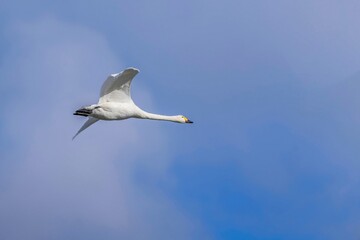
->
xmin=0 ymin=17 xmax=207 ymax=240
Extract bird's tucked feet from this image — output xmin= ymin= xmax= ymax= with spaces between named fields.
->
xmin=73 ymin=108 xmax=93 ymax=117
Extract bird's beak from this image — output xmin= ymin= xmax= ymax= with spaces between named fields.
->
xmin=185 ymin=118 xmax=193 ymax=124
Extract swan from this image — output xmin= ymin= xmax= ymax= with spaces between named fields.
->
xmin=73 ymin=67 xmax=193 ymax=139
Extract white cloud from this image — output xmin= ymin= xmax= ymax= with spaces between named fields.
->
xmin=0 ymin=17 xmax=207 ymax=240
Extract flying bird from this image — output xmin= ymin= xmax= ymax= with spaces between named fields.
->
xmin=73 ymin=67 xmax=193 ymax=139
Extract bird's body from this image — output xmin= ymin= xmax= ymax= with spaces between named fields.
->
xmin=73 ymin=67 xmax=192 ymax=139
xmin=86 ymin=102 xmax=140 ymax=120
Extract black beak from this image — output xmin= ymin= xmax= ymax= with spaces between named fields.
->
xmin=186 ymin=119 xmax=193 ymax=124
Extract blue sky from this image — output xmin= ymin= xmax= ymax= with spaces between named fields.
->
xmin=1 ymin=0 xmax=360 ymax=239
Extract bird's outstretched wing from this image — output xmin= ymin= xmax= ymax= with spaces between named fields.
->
xmin=98 ymin=67 xmax=140 ymax=104
xmin=72 ymin=117 xmax=99 ymax=140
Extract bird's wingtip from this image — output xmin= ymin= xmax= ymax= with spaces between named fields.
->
xmin=72 ymin=132 xmax=80 ymax=140
xmin=127 ymin=67 xmax=140 ymax=73
xmin=111 ymin=67 xmax=140 ymax=77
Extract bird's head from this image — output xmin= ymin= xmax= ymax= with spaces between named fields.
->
xmin=177 ymin=115 xmax=193 ymax=124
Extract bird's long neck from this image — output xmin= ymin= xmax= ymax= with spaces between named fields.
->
xmin=136 ymin=108 xmax=179 ymax=122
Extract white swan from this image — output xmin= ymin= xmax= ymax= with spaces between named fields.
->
xmin=73 ymin=67 xmax=193 ymax=139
